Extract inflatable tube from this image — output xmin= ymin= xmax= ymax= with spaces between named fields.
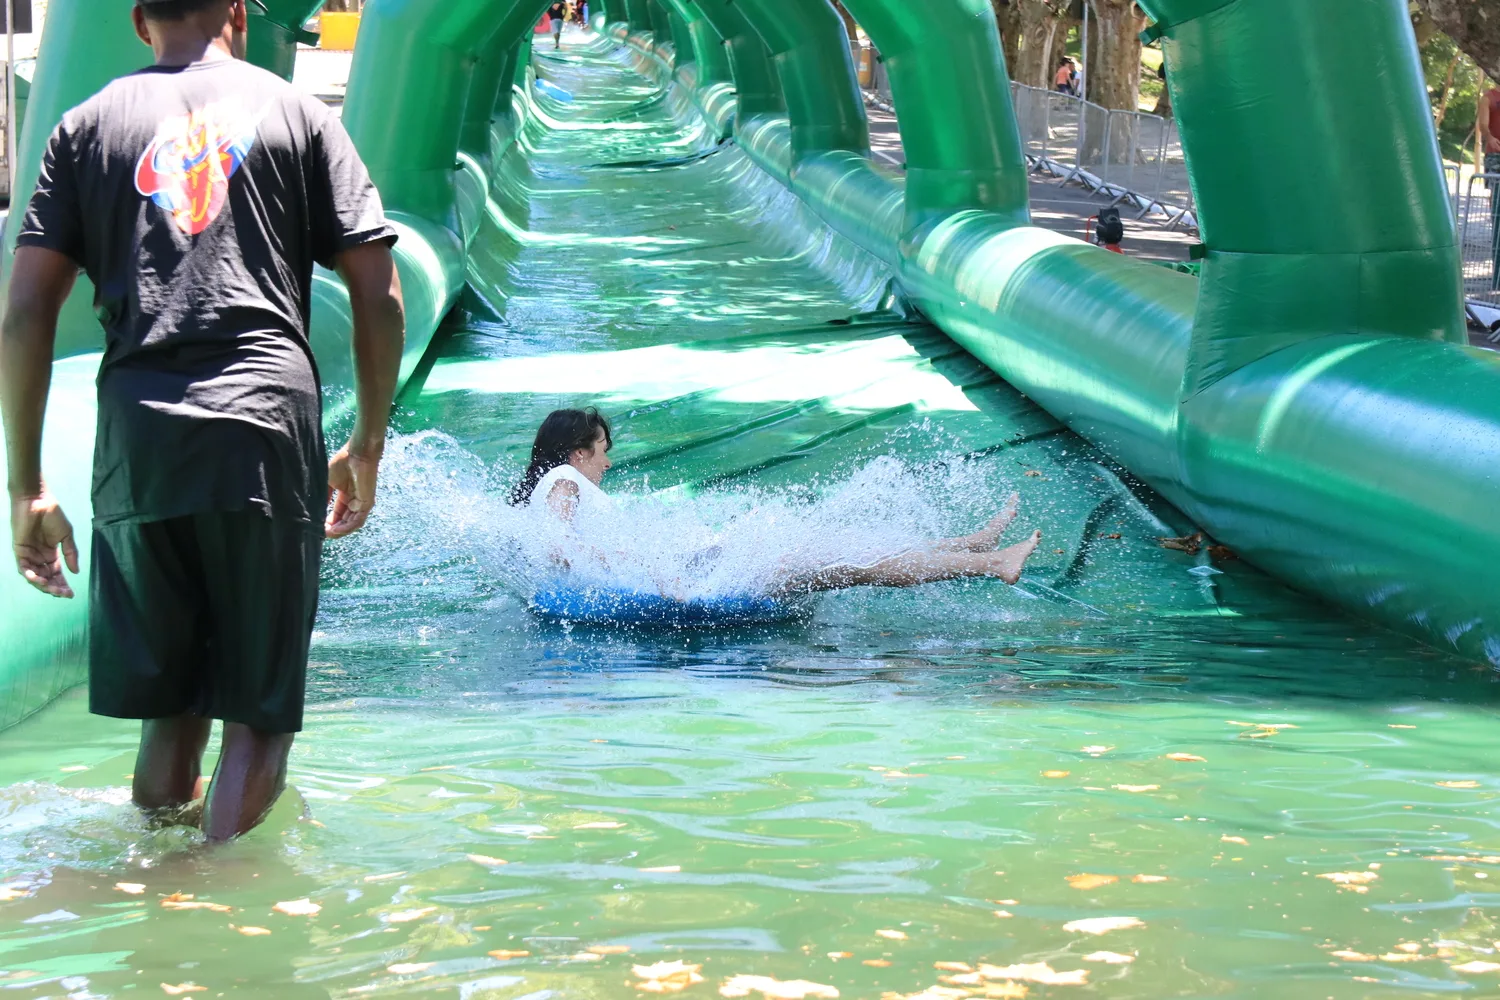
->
xmin=531 ymin=589 xmax=811 ymax=626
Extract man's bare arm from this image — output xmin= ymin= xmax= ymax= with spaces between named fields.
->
xmin=325 ymin=241 xmax=405 ymax=539
xmin=2 ymin=246 xmax=81 ymax=597
xmin=1482 ymin=93 xmax=1496 ymax=153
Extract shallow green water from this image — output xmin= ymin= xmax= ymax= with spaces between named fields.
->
xmin=5 ymin=32 xmax=1500 ymax=1000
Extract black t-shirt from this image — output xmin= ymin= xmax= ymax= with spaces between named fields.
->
xmin=18 ymin=57 xmax=397 ymax=527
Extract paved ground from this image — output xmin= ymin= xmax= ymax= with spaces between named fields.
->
xmin=866 ymin=102 xmax=1195 ymax=264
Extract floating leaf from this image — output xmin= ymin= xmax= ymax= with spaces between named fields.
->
xmin=1132 ymin=874 xmax=1169 ymax=883
xmin=589 ymin=944 xmax=631 ymax=955
xmin=863 ymin=959 xmax=892 ymax=967
xmin=1395 ymin=943 xmax=1422 ymax=954
xmin=1066 ymin=873 xmax=1118 ymax=890
xmin=1159 ymin=533 xmax=1203 ymax=555
xmin=1080 ymin=746 xmax=1114 ymax=755
xmin=1062 ymin=916 xmax=1144 ymax=936
xmin=1165 ymin=753 xmax=1206 ymax=762
xmin=388 ymin=963 xmax=433 ymax=974
xmin=386 ymin=906 xmax=437 ymax=923
xmin=1379 ymin=953 xmax=1425 ymax=963
xmin=1221 ymin=836 xmax=1248 ymax=846
xmin=161 ymin=894 xmax=231 ymax=913
xmin=569 ymin=952 xmax=605 ymax=962
xmin=467 ymin=855 xmax=507 ymax=867
xmin=1437 ymin=781 xmax=1482 ymax=789
xmin=993 ymin=910 xmax=1014 ymax=918
xmin=272 ymin=898 xmax=321 ymax=917
xmin=231 ymin=925 xmax=271 ymax=936
xmin=115 ymin=883 xmax=146 ymax=895
xmin=635 ymin=959 xmax=705 ymax=992
xmin=60 ymin=766 xmax=89 ymax=773
xmin=981 ymin=985 xmax=1029 ymax=1000
xmin=1454 ymin=961 xmax=1500 ymax=973
xmin=1330 ymin=950 xmax=1376 ymax=962
xmin=1388 ymin=724 xmax=1417 ymax=729
xmin=1316 ymin=871 xmax=1378 ymax=894
xmin=933 ymin=962 xmax=973 ymax=973
xmin=875 ymin=929 xmax=908 ymax=940
xmin=1083 ymin=952 xmax=1134 ymax=964
xmin=977 ymin=962 xmax=1089 ymax=985
xmin=720 ymin=974 xmax=840 ymax=999
xmin=488 ymin=950 xmax=530 ymax=960
xmin=1112 ymin=784 xmax=1159 ymax=793
xmin=827 ymin=952 xmax=853 ymax=960
xmin=1041 ymin=770 xmax=1070 ymax=779
xmin=160 ymin=986 xmax=206 ymax=996
xmin=575 ymin=822 xmax=627 ymax=830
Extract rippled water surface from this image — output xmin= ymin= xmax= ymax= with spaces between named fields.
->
xmin=5 ymin=30 xmax=1500 ymax=1000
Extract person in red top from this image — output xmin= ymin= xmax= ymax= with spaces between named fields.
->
xmin=1478 ymin=88 xmax=1500 ymax=288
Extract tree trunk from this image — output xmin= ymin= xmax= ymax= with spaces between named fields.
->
xmin=994 ymin=0 xmax=1023 ymax=79
xmin=1015 ymin=0 xmax=1072 ymax=89
xmin=1415 ymin=0 xmax=1500 ymax=81
xmin=1083 ymin=0 xmax=1144 ymax=163
xmin=1434 ymin=49 xmax=1461 ymax=129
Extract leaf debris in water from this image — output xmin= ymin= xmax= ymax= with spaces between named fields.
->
xmin=0 ymin=888 xmax=31 ymax=902
xmin=1041 ymin=771 xmax=1070 ymax=779
xmin=115 ymin=883 xmax=146 ymax=895
xmin=863 ymin=959 xmax=892 ymax=967
xmin=1165 ymin=753 xmax=1206 ymax=762
xmin=1221 ymin=836 xmax=1249 ymax=846
xmin=1316 ymin=871 xmax=1378 ymax=893
xmin=1330 ymin=950 xmax=1376 ymax=962
xmin=978 ymin=962 xmax=1089 ymax=985
xmin=589 ymin=944 xmax=632 ymax=954
xmin=876 ymin=929 xmax=908 ymax=940
xmin=1112 ymin=784 xmax=1159 ymax=793
xmin=1080 ymin=746 xmax=1114 ymax=756
xmin=634 ymin=960 xmax=705 ymax=992
xmin=575 ymin=822 xmax=628 ymax=830
xmin=386 ymin=906 xmax=438 ymax=923
xmin=1131 ymin=874 xmax=1169 ymax=883
xmin=1437 ymin=780 xmax=1482 ymax=789
xmin=273 ymin=898 xmax=322 ymax=917
xmin=719 ymin=974 xmax=840 ymax=998
xmin=1065 ymin=873 xmax=1118 ymax=890
xmin=161 ymin=892 xmax=231 ymax=913
xmin=488 ymin=950 xmax=530 ymax=960
xmin=933 ymin=962 xmax=973 ymax=973
xmin=1083 ymin=951 xmax=1134 ymax=964
xmin=1062 ymin=916 xmax=1145 ymax=935
xmin=160 ymin=985 xmax=206 ymax=995
xmin=1454 ymin=961 xmax=1500 ymax=973
xmin=467 ymin=855 xmax=508 ymax=867
xmin=231 ymin=925 xmax=271 ymax=936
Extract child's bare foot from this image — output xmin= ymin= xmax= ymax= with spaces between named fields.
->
xmin=991 ymin=529 xmax=1041 ymax=585
xmin=965 ymin=493 xmax=1021 ymax=552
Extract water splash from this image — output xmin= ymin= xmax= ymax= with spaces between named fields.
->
xmin=327 ymin=432 xmax=1017 ymax=611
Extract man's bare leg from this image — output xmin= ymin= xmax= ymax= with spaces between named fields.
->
xmin=786 ymin=530 xmax=1042 ymax=593
xmin=134 ymin=715 xmax=213 ymax=817
xmin=201 ymin=724 xmax=295 ymax=843
xmin=928 ymin=493 xmax=1022 ymax=553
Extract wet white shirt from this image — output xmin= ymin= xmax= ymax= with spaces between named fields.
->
xmin=529 ymin=464 xmax=614 ymax=520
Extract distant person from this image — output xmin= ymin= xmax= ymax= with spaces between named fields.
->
xmin=549 ymin=1 xmax=566 ymax=47
xmin=1480 ymin=86 xmax=1500 ymax=287
xmin=511 ymin=409 xmax=1042 ymax=594
xmin=1054 ymin=56 xmax=1076 ymax=95
xmin=1 ymin=0 xmax=405 ymax=842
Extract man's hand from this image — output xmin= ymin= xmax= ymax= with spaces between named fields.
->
xmin=326 ymin=444 xmax=381 ymax=539
xmin=10 ymin=492 xmax=79 ymax=598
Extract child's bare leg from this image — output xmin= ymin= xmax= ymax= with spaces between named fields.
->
xmin=785 ymin=530 xmax=1041 ymax=593
xmin=929 ymin=493 xmax=1022 ymax=553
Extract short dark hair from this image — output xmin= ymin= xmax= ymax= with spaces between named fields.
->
xmin=137 ymin=0 xmax=231 ymax=22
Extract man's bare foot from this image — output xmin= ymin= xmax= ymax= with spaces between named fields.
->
xmin=963 ymin=493 xmax=1022 ymax=552
xmin=990 ymin=529 xmax=1042 ymax=585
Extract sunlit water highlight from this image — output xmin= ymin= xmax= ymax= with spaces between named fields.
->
xmin=5 ymin=30 xmax=1500 ymax=1000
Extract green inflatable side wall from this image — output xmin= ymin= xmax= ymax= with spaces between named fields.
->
xmin=2 ymin=0 xmax=1498 ymax=730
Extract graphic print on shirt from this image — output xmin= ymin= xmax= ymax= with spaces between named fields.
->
xmin=134 ymin=100 xmax=263 ymax=236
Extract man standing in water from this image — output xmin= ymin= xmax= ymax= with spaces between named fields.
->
xmin=0 ymin=0 xmax=405 ymax=840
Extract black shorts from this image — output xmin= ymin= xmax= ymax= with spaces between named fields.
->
xmin=88 ymin=512 xmax=322 ymax=733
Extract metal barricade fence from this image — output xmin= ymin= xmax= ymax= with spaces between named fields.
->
xmin=1457 ymin=172 xmax=1500 ymax=308
xmin=1009 ymin=81 xmax=1195 ymax=230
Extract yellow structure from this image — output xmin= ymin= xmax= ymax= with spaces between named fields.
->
xmin=319 ymin=12 xmax=361 ymax=51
